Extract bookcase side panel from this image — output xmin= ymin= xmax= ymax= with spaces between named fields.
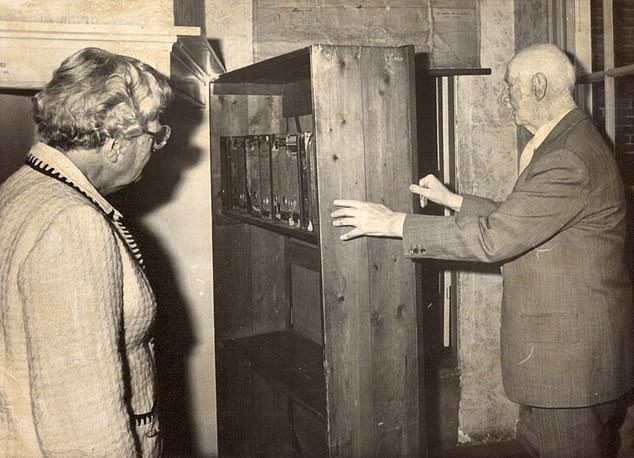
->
xmin=359 ymin=45 xmax=420 ymax=456
xmin=311 ymin=44 xmax=374 ymax=457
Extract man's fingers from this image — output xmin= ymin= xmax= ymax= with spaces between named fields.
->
xmin=332 ymin=216 xmax=357 ymax=227
xmin=331 ymin=208 xmax=359 ymax=219
xmin=333 ymin=199 xmax=364 ymax=208
xmin=409 ymin=184 xmax=424 ymax=194
xmin=340 ymin=228 xmax=362 ymax=241
xmin=409 ymin=184 xmax=429 ymax=208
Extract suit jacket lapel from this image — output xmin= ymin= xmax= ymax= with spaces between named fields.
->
xmin=516 ymin=108 xmax=589 ymax=186
xmin=531 ymin=108 xmax=588 ymax=163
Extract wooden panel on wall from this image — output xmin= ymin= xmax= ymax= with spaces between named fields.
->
xmin=253 ymin=0 xmax=479 ymax=68
xmin=254 ymin=1 xmax=429 ymax=62
xmin=431 ymin=1 xmax=480 ymax=67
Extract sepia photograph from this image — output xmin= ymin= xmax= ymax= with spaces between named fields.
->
xmin=0 ymin=1 xmax=633 ymax=457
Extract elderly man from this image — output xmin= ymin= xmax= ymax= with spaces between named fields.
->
xmin=332 ymin=43 xmax=633 ymax=457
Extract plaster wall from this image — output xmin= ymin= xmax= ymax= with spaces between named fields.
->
xmin=0 ymin=0 xmax=174 ymax=25
xmin=205 ymin=0 xmax=254 ymax=71
xmin=453 ymin=0 xmax=519 ymax=443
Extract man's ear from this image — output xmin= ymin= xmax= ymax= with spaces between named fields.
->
xmin=532 ymin=72 xmax=547 ymax=101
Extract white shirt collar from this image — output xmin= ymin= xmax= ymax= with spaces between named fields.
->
xmin=519 ymin=108 xmax=574 ymax=174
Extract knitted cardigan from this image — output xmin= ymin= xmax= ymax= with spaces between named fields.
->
xmin=0 ymin=143 xmax=159 ymax=457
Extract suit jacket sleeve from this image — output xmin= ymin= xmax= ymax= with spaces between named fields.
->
xmin=402 ymin=148 xmax=591 ymax=262
xmin=458 ymin=194 xmax=501 ymax=217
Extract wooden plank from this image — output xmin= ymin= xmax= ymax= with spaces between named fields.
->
xmin=251 ymin=371 xmax=295 ymax=454
xmin=290 ymin=264 xmax=323 ymax=344
xmin=431 ymin=5 xmax=480 ymax=67
xmin=223 ymin=331 xmax=327 ymax=419
xmin=250 ymin=226 xmax=288 ymax=334
xmin=211 ymin=82 xmax=284 ymax=96
xmin=212 ymin=224 xmax=254 ymax=339
xmin=247 ymin=94 xmax=284 ymax=134
xmin=214 ymin=46 xmax=311 ymax=84
xmin=360 ymin=45 xmax=420 ymax=456
xmin=311 ymin=44 xmax=374 ymax=456
xmin=285 ymin=238 xmax=321 ymax=272
xmin=256 ymin=0 xmax=429 ymax=7
xmin=283 ymin=78 xmax=313 ymax=118
xmin=254 ymin=6 xmax=428 ymax=43
xmin=292 ymin=400 xmax=329 ymax=458
xmin=244 ymin=94 xmax=288 ymax=335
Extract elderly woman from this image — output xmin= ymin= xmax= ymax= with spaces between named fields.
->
xmin=0 ymin=47 xmax=172 ymax=456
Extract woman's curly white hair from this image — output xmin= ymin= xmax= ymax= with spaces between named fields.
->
xmin=33 ymin=47 xmax=173 ymax=152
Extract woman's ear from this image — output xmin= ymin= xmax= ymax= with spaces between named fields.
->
xmin=103 ymin=138 xmax=120 ymax=163
xmin=531 ymin=72 xmax=548 ymax=101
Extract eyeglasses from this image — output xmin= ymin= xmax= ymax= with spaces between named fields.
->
xmin=143 ymin=125 xmax=171 ymax=151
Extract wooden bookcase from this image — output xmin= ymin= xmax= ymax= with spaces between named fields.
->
xmin=211 ymin=44 xmax=421 ymax=457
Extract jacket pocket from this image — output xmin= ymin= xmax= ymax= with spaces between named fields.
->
xmin=522 ymin=313 xmax=579 ymax=343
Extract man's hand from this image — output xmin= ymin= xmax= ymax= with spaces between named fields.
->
xmin=409 ymin=174 xmax=463 ymax=212
xmin=331 ymin=199 xmax=406 ymax=240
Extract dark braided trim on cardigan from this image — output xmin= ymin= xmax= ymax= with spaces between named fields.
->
xmin=25 ymin=154 xmax=145 ymax=268
xmin=132 ymin=408 xmax=155 ymax=427
xmin=26 ymin=154 xmax=102 ymax=209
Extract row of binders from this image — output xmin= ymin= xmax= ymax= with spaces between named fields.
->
xmin=220 ymin=133 xmax=319 ymax=233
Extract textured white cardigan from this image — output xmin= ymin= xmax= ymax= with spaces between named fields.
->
xmin=0 ymin=143 xmax=159 ymax=457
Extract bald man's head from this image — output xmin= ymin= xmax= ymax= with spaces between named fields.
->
xmin=508 ymin=43 xmax=576 ymax=97
xmin=502 ymin=44 xmax=577 ymax=132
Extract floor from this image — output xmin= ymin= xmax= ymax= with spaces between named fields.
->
xmin=438 ymin=439 xmax=532 ymax=458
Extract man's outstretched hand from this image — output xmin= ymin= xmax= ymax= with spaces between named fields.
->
xmin=331 ymin=200 xmax=406 ymax=241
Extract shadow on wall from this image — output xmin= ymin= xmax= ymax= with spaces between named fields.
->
xmin=109 ymin=97 xmax=205 ymax=456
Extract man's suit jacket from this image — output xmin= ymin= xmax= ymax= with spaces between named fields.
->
xmin=403 ymin=108 xmax=634 ymax=408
